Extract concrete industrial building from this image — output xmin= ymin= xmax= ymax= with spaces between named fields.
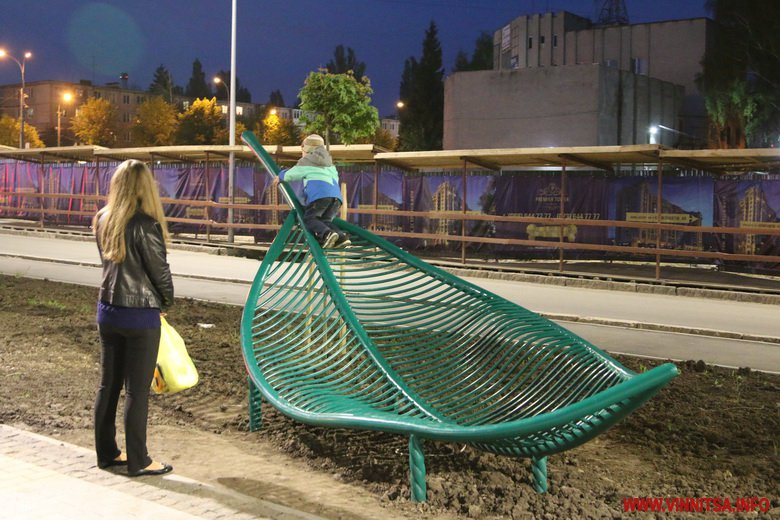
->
xmin=444 ymin=11 xmax=712 ymax=149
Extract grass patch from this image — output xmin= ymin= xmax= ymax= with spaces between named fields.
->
xmin=27 ymin=298 xmax=68 ymax=311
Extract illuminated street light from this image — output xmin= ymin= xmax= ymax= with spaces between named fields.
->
xmin=648 ymin=125 xmax=659 ymax=144
xmin=212 ymin=76 xmax=231 ymax=119
xmin=57 ymin=92 xmax=74 ymax=147
xmin=0 ymin=48 xmax=33 ymax=148
xmin=396 ymin=101 xmax=405 ymax=109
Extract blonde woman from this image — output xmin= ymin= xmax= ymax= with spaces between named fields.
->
xmin=93 ymin=159 xmax=174 ymax=477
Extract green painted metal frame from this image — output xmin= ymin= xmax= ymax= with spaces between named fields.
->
xmin=239 ymin=131 xmax=679 ymax=502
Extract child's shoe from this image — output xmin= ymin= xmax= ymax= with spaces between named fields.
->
xmin=321 ymin=232 xmax=339 ymax=249
xmin=334 ymin=234 xmax=352 ymax=248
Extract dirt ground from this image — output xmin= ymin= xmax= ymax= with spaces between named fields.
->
xmin=1 ymin=274 xmax=778 ymax=519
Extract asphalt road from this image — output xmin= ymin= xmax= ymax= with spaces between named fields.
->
xmin=2 ymin=233 xmax=779 ymax=374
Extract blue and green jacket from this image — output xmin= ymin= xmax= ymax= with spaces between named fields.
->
xmin=279 ymin=147 xmax=342 ymax=204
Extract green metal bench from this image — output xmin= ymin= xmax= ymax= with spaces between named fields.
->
xmin=240 ymin=131 xmax=679 ymax=502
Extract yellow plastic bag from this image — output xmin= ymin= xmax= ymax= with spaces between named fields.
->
xmin=151 ymin=316 xmax=198 ymax=394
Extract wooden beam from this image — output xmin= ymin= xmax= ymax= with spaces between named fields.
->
xmin=460 ymin=155 xmax=500 ymax=171
xmin=376 ymin=158 xmax=413 ymax=171
xmin=557 ymin=153 xmax=613 ymax=172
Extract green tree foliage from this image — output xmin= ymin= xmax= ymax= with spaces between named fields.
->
xmin=71 ymin=97 xmax=119 ymax=146
xmin=453 ymin=32 xmax=494 ymax=72
xmin=355 ymin=126 xmax=398 ymax=150
xmin=132 ymin=96 xmax=179 ymax=146
xmin=0 ymin=114 xmax=44 ymax=148
xmin=398 ymin=22 xmax=444 ymax=151
xmin=254 ymin=91 xmax=288 ymax=143
xmin=215 ymin=121 xmax=247 ymax=145
xmin=185 ymin=59 xmax=212 ymax=99
xmin=148 ymin=64 xmax=176 ymax=102
xmin=260 ymin=111 xmax=300 ymax=145
xmin=698 ymin=0 xmax=780 ymax=147
xmin=298 ymin=69 xmax=379 ymax=147
xmin=326 ymin=45 xmax=366 ymax=82
xmin=176 ymin=98 xmax=223 ymax=145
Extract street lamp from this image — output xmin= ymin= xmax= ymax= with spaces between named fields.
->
xmin=648 ymin=125 xmax=659 ymax=144
xmin=57 ymin=92 xmax=73 ymax=147
xmin=0 ymin=48 xmax=32 ymax=148
xmin=212 ymin=76 xmax=231 ymax=121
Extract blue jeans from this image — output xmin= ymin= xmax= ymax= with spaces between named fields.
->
xmin=303 ymin=197 xmax=343 ymax=241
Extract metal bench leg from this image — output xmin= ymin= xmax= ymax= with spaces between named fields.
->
xmin=248 ymin=376 xmax=262 ymax=431
xmin=409 ymin=435 xmax=427 ymax=502
xmin=532 ymin=456 xmax=548 ymax=493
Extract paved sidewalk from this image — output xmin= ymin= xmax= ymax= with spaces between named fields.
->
xmin=0 ymin=424 xmax=322 ymax=520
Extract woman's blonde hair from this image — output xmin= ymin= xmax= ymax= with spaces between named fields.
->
xmin=93 ymin=160 xmax=169 ymax=262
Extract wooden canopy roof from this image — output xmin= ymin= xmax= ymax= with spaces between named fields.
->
xmin=0 ymin=143 xmax=778 ymax=174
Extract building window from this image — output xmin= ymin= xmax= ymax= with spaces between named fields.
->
xmin=94 ymin=92 xmax=101 ymax=99
xmin=510 ymin=56 xmax=519 ymax=69
xmin=528 ymin=37 xmax=533 ymax=49
xmin=553 ymin=34 xmax=558 ymax=47
xmin=631 ymin=57 xmax=647 ymax=75
xmin=539 ymin=35 xmax=545 ymax=45
xmin=122 ymin=112 xmax=131 ymax=123
xmin=123 ymin=94 xmax=130 ymax=104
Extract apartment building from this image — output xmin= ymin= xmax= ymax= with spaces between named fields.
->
xmin=0 ymin=77 xmax=257 ymax=147
xmin=0 ymin=78 xmax=147 ymax=147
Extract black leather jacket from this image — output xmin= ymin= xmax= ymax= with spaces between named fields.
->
xmin=97 ymin=212 xmax=174 ymax=309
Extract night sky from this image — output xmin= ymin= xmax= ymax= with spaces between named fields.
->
xmin=0 ymin=1 xmax=709 ymax=117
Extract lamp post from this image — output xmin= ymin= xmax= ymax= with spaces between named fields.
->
xmin=57 ymin=92 xmax=73 ymax=147
xmin=219 ymin=0 xmax=238 ymax=243
xmin=213 ymin=74 xmax=236 ymax=242
xmin=648 ymin=124 xmax=702 ymax=148
xmin=648 ymin=125 xmax=659 ymax=144
xmin=0 ymin=49 xmax=32 ymax=148
xmin=213 ymin=76 xmax=231 ymax=122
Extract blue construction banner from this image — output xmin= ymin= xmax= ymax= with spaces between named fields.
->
xmin=609 ymin=176 xmax=714 ymax=251
xmin=1 ymin=159 xmax=779 ymax=266
xmin=714 ymin=179 xmax=780 ymax=261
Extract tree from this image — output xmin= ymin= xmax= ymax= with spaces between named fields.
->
xmin=132 ymin=96 xmax=179 ymax=146
xmin=698 ymin=0 xmax=780 ymax=147
xmin=453 ymin=32 xmax=493 ymax=72
xmin=185 ymin=59 xmax=212 ymax=99
xmin=71 ymin=97 xmax=119 ymax=146
xmin=176 ymin=98 xmax=223 ymax=145
xmin=299 ymin=69 xmax=379 ymax=147
xmin=148 ymin=64 xmax=175 ymax=102
xmin=215 ymin=121 xmax=247 ymax=145
xmin=268 ymin=89 xmax=285 ymax=108
xmin=326 ymin=45 xmax=366 ymax=82
xmin=259 ymin=110 xmax=300 ymax=145
xmin=214 ymin=70 xmax=252 ymax=103
xmin=0 ymin=114 xmax=44 ymax=148
xmin=355 ymin=126 xmax=398 ymax=150
xmin=398 ymin=21 xmax=444 ymax=151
